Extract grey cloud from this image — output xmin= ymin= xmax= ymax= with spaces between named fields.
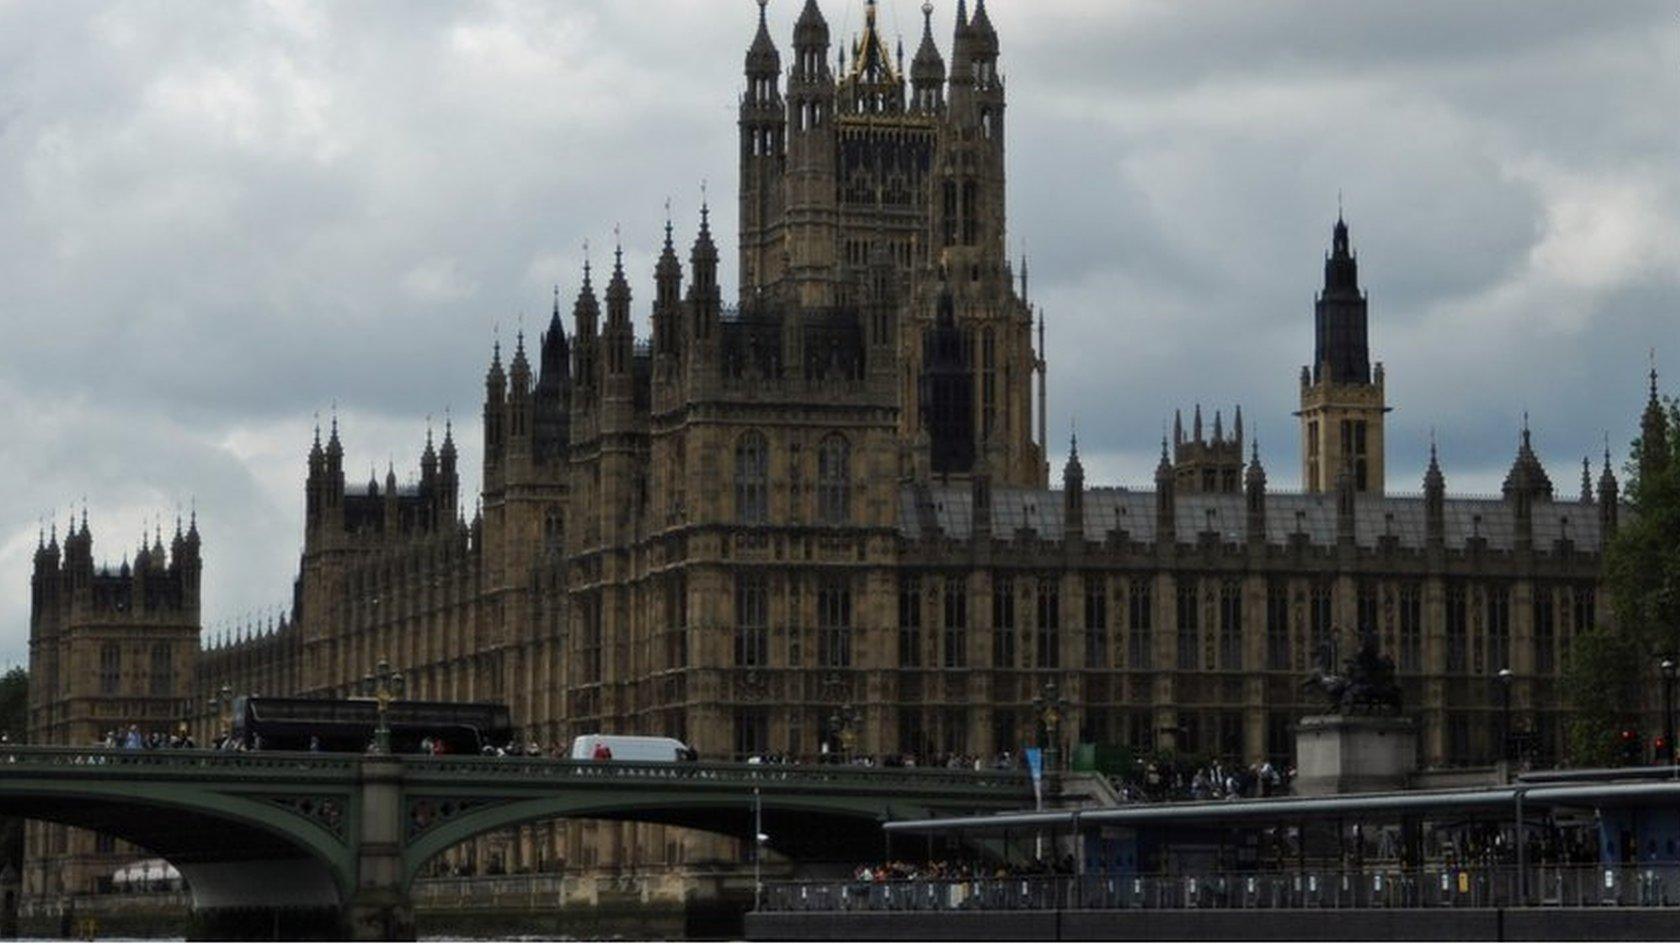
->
xmin=0 ymin=0 xmax=1674 ymax=663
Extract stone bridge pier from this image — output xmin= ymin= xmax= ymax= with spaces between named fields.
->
xmin=167 ymin=756 xmax=415 ymax=940
xmin=343 ymin=758 xmax=413 ymax=941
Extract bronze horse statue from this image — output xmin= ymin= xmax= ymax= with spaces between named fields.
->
xmin=1302 ymin=630 xmax=1403 ymax=715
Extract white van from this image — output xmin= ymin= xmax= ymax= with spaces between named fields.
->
xmin=569 ymin=734 xmax=692 ymax=762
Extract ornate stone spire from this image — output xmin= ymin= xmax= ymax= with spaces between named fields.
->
xmin=1502 ymin=418 xmax=1554 ymax=501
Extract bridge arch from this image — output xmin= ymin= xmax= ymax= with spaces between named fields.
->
xmin=402 ymin=790 xmax=937 ymax=885
xmin=0 ymin=776 xmax=357 ymax=906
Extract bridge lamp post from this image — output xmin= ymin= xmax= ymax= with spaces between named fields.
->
xmin=1495 ymin=668 xmax=1514 ymax=768
xmin=1660 ymin=658 xmax=1676 ymax=768
xmin=178 ymin=697 xmax=193 ymax=747
xmin=361 ymin=659 xmax=406 ymax=755
xmin=216 ymin=684 xmax=234 ymax=745
xmin=1032 ymin=680 xmax=1066 ymax=774
xmin=830 ymin=703 xmax=861 ymax=761
xmin=752 ymin=787 xmax=767 ymax=911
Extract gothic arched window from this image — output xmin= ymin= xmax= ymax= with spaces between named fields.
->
xmin=817 ymin=435 xmax=851 ymax=526
xmin=735 ymin=432 xmax=770 ymax=526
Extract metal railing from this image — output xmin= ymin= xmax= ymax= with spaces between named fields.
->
xmin=18 ymin=891 xmax=192 ymax=917
xmin=0 ymin=746 xmax=1030 ymax=795
xmin=412 ymin=874 xmax=569 ymax=909
xmin=761 ymin=865 xmax=1680 ymax=913
xmin=402 ymin=756 xmax=1031 ymax=794
xmin=0 ymin=746 xmax=359 ymax=774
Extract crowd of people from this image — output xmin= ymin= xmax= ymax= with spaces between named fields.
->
xmin=1112 ymin=757 xmax=1293 ymax=802
xmin=96 ymin=725 xmax=195 ymax=750
xmin=852 ymin=857 xmax=1077 ymax=883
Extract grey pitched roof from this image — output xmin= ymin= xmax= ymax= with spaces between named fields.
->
xmin=898 ymin=484 xmax=1606 ymax=552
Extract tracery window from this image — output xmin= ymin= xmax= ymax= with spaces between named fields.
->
xmin=1034 ymin=578 xmax=1060 ymax=669
xmin=1265 ymin=582 xmax=1290 ymax=671
xmin=735 ymin=432 xmax=769 ymax=526
xmin=149 ymin=642 xmax=172 ymax=697
xmin=734 ymin=574 xmax=768 ymax=668
xmin=818 ymin=578 xmax=853 ymax=669
xmin=1176 ymin=579 xmax=1199 ymax=671
xmin=1127 ymin=580 xmax=1153 ymax=670
xmin=1218 ymin=579 xmax=1243 ymax=671
xmin=942 ymin=577 xmax=968 ymax=669
xmin=992 ymin=576 xmax=1016 ymax=669
xmin=817 ymin=435 xmax=851 ymax=525
xmin=100 ymin=643 xmax=121 ymax=696
xmin=899 ymin=577 xmax=923 ymax=668
xmin=1399 ymin=583 xmax=1422 ymax=673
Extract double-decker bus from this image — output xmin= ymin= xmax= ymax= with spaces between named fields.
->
xmin=230 ymin=695 xmax=513 ymax=754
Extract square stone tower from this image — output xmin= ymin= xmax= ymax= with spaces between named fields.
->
xmin=24 ymin=514 xmax=201 ymax=898
xmin=1299 ymin=214 xmax=1388 ymax=494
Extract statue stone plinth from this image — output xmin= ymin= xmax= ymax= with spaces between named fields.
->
xmin=1294 ymin=714 xmax=1416 ymax=796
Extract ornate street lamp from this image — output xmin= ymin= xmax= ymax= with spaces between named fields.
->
xmin=1660 ymin=658 xmax=1677 ymax=767
xmin=215 ymin=684 xmax=234 ymax=746
xmin=1495 ymin=668 xmax=1514 ymax=767
xmin=827 ymin=703 xmax=861 ymax=761
xmin=1032 ymin=679 xmax=1067 ymax=774
xmin=359 ymin=659 xmax=406 ymax=755
xmin=177 ymin=697 xmax=194 ymax=748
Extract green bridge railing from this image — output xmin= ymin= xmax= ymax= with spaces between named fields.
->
xmin=0 ymin=747 xmax=1031 ymax=795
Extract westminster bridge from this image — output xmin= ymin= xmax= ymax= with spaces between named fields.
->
xmin=0 ymin=747 xmax=1033 ymax=939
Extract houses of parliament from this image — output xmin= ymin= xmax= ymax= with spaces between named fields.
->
xmin=23 ymin=0 xmax=1661 ymax=899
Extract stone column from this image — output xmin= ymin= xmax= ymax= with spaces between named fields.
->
xmin=1244 ymin=574 xmax=1267 ymax=763
xmin=1421 ymin=576 xmax=1446 ymax=767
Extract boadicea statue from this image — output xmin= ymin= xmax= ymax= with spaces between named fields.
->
xmin=1302 ymin=627 xmax=1404 ymax=716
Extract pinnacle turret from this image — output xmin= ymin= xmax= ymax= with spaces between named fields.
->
xmin=537 ymin=289 xmax=570 ymax=396
xmin=509 ymin=330 xmax=532 ymax=395
xmin=969 ymin=0 xmax=998 ymax=58
xmin=1424 ymin=437 xmax=1445 ymax=495
xmin=441 ymin=417 xmax=457 ymax=461
xmin=910 ymin=2 xmax=944 ymax=87
xmin=573 ymin=261 xmax=601 ymax=340
xmin=657 ymin=216 xmax=682 ymax=280
xmin=606 ymin=241 xmax=632 ymax=323
xmin=1062 ymin=430 xmax=1084 ymax=484
xmin=1502 ymin=419 xmax=1554 ymax=501
xmin=326 ymin=412 xmax=343 ymax=464
xmin=691 ymin=201 xmax=719 ymax=282
xmin=1641 ymin=358 xmax=1668 ymax=482
xmin=793 ymin=0 xmax=831 ymax=72
xmin=1599 ymin=444 xmax=1620 ymax=537
xmin=485 ymin=338 xmax=506 ymax=397
xmin=745 ymin=0 xmax=781 ymax=78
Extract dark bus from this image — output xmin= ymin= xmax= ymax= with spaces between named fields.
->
xmin=230 ymin=695 xmax=514 ymax=754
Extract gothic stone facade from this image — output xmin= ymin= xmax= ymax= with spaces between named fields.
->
xmin=26 ymin=0 xmax=1652 ymax=892
xmin=24 ymin=517 xmax=201 ymax=897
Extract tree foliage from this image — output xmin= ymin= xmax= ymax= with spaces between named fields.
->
xmin=1564 ymin=397 xmax=1680 ymax=765
xmin=0 ymin=668 xmax=25 ymax=876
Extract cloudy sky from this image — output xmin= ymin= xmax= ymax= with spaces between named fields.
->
xmin=0 ymin=0 xmax=1675 ymax=665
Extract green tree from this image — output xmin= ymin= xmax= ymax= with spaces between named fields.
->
xmin=0 ymin=668 xmax=26 ymax=875
xmin=1563 ymin=395 xmax=1680 ymax=765
xmin=1562 ymin=626 xmax=1643 ymax=766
